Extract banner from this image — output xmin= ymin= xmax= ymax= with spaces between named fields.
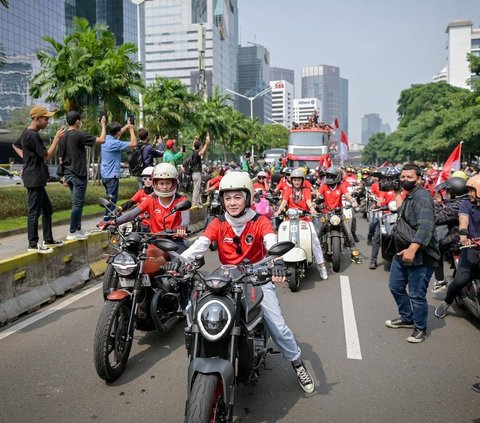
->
xmin=436 ymin=142 xmax=463 ymax=186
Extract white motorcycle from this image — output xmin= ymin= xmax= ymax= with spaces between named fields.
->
xmin=277 ymin=208 xmax=314 ymax=292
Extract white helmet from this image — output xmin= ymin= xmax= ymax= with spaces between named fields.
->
xmin=257 ymin=170 xmax=268 ymax=178
xmin=152 ymin=163 xmax=178 ymax=197
xmin=219 ymin=171 xmax=254 ymax=207
xmin=141 ymin=166 xmax=155 ymax=177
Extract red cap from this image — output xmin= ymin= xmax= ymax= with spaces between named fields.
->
xmin=166 ymin=139 xmax=175 ymax=149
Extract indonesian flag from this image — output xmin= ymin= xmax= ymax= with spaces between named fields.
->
xmin=319 ymin=153 xmax=332 ymax=168
xmin=436 ymin=142 xmax=463 ymax=186
xmin=340 ymin=130 xmax=349 ymax=164
xmin=380 ymin=161 xmax=389 ymax=167
xmin=331 ymin=117 xmax=340 ymax=130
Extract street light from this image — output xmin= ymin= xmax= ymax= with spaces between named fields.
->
xmin=130 ymin=0 xmax=152 ymax=127
xmin=224 ymin=86 xmax=272 ymax=121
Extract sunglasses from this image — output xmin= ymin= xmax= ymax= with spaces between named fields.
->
xmin=257 ymin=177 xmax=266 ymax=180
xmin=233 ymin=236 xmax=243 ymax=254
xmin=142 ymin=176 xmax=152 ymax=181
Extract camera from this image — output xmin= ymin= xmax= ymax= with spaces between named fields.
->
xmin=379 ymin=178 xmax=400 ymax=192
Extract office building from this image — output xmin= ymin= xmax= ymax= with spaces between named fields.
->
xmin=237 ymin=44 xmax=271 ymax=123
xmin=144 ymin=0 xmax=238 ymax=96
xmin=301 ymin=64 xmax=349 ymax=134
xmin=270 ymin=80 xmax=293 ymax=127
xmin=270 ymin=66 xmax=294 ymax=87
xmin=443 ymin=19 xmax=480 ymax=89
xmin=361 ymin=113 xmax=391 ymax=144
xmin=293 ymin=98 xmax=321 ymax=124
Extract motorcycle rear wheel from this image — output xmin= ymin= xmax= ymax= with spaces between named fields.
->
xmin=288 ymin=263 xmax=300 ymax=292
xmin=332 ymin=237 xmax=341 ymax=272
xmin=102 ymin=264 xmax=118 ymax=300
xmin=94 ymin=298 xmax=133 ymax=382
xmin=185 ymin=374 xmax=226 ymax=423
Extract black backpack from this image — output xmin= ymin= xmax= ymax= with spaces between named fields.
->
xmin=183 ymin=155 xmax=194 ymax=176
xmin=128 ymin=144 xmax=147 ymax=176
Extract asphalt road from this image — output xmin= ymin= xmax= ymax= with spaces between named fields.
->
xmin=1 ymin=220 xmax=480 ymax=423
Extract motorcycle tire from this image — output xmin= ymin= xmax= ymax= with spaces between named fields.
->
xmin=102 ymin=263 xmax=118 ymax=300
xmin=287 ymin=263 xmax=300 ymax=292
xmin=93 ymin=298 xmax=133 ymax=383
xmin=185 ymin=374 xmax=226 ymax=423
xmin=332 ymin=237 xmax=341 ymax=272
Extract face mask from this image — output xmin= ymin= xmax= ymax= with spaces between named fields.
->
xmin=400 ymin=180 xmax=417 ymax=191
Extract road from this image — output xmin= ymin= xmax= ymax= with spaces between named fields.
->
xmin=1 ymin=221 xmax=480 ymax=423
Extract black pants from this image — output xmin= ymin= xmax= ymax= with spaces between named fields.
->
xmin=27 ymin=187 xmax=53 ymax=247
xmin=370 ymin=219 xmax=381 ymax=262
xmin=444 ymin=247 xmax=480 ymax=304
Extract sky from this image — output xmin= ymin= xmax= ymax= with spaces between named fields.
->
xmin=238 ymin=0 xmax=480 ymax=143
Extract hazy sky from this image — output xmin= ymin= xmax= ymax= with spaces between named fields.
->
xmin=238 ymin=0 xmax=479 ymax=142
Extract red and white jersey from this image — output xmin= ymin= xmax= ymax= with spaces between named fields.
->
xmin=131 ymin=188 xmax=152 ymax=225
xmin=203 ymin=215 xmax=274 ymax=265
xmin=281 ymin=186 xmax=312 ymax=213
xmin=317 ymin=183 xmax=349 ymax=210
xmin=276 ymin=177 xmax=292 ymax=193
xmin=138 ymin=194 xmax=188 ymax=233
xmin=344 ymin=175 xmax=358 ymax=186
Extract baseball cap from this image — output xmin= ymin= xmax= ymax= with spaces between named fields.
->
xmin=30 ymin=105 xmax=54 ymax=118
xmin=166 ymin=139 xmax=175 ymax=149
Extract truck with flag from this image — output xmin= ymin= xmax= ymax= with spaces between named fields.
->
xmin=286 ymin=125 xmax=334 ymax=169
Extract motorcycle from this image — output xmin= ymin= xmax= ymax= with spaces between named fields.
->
xmin=253 ymin=188 xmax=274 ymax=219
xmin=379 ymin=200 xmax=398 ymax=271
xmin=318 ymin=204 xmax=347 ymax=273
xmin=359 ymin=187 xmax=375 ymax=221
xmin=93 ymin=198 xmax=191 ymax=383
xmin=277 ymin=208 xmax=315 ymax=292
xmin=204 ymin=190 xmax=223 ymax=251
xmin=163 ymin=240 xmax=294 ymax=423
xmin=454 ymin=239 xmax=480 ymax=320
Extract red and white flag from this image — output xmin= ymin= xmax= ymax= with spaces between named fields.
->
xmin=318 ymin=153 xmax=332 ymax=169
xmin=331 ymin=117 xmax=340 ymax=130
xmin=380 ymin=161 xmax=390 ymax=168
xmin=436 ymin=142 xmax=463 ymax=186
xmin=340 ymin=130 xmax=349 ymax=165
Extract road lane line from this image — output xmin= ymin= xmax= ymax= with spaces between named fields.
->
xmin=0 ymin=283 xmax=101 ymax=341
xmin=340 ymin=275 xmax=362 ymax=360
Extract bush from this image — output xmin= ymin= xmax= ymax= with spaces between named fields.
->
xmin=0 ymin=178 xmax=139 ymax=220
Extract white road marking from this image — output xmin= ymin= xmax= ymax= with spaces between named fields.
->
xmin=340 ymin=275 xmax=362 ymax=360
xmin=0 ymin=283 xmax=101 ymax=341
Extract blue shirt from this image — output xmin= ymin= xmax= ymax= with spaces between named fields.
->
xmin=459 ymin=199 xmax=480 ymax=238
xmin=101 ymin=135 xmax=130 ymax=178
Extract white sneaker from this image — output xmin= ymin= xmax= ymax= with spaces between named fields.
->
xmin=317 ymin=263 xmax=328 ymax=280
xmin=27 ymin=242 xmax=54 ymax=254
xmin=66 ymin=230 xmax=88 ymax=240
xmin=291 ymin=359 xmax=315 ymax=394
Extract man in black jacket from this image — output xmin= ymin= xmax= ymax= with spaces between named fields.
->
xmin=385 ymin=163 xmax=439 ymax=343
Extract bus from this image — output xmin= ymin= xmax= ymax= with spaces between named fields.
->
xmin=286 ymin=127 xmax=332 ymax=169
xmin=262 ymin=148 xmax=287 ymax=164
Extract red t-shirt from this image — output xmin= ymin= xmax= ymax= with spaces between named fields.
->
xmin=131 ymin=189 xmax=152 ymax=225
xmin=203 ymin=215 xmax=274 ymax=265
xmin=276 ymin=178 xmax=291 ymax=193
xmin=208 ymin=175 xmax=222 ymax=190
xmin=138 ymin=194 xmax=188 ymax=233
xmin=317 ymin=183 xmax=349 ymax=210
xmin=281 ymin=186 xmax=312 ymax=212
xmin=253 ymin=181 xmax=269 ymax=191
xmin=370 ymin=182 xmax=381 ymax=197
xmin=303 ymin=179 xmax=313 ymax=190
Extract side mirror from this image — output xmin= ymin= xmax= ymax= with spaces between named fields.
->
xmin=267 ymin=241 xmax=294 ymax=257
xmin=171 ymin=200 xmax=192 ymax=213
xmin=98 ymin=197 xmax=111 ymax=208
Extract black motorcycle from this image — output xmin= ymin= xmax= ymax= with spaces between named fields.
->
xmin=454 ymin=239 xmax=480 ymax=320
xmin=378 ymin=201 xmax=398 ymax=271
xmin=163 ymin=240 xmax=294 ymax=422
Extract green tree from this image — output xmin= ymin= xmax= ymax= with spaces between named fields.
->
xmin=29 ymin=16 xmax=143 ymax=123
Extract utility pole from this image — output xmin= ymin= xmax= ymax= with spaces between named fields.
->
xmin=196 ymin=24 xmax=207 ymax=99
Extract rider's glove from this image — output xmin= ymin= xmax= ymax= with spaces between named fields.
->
xmin=175 ymin=226 xmax=187 ymax=238
xmin=162 ymin=259 xmax=184 ymax=275
xmin=271 ymin=259 xmax=287 ymax=278
xmin=97 ymin=220 xmax=115 ymax=230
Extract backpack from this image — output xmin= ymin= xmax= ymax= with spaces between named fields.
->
xmin=128 ymin=144 xmax=147 ymax=176
xmin=183 ymin=155 xmax=194 ymax=176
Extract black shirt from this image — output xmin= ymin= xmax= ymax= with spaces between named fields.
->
xmin=14 ymin=128 xmax=49 ymax=188
xmin=191 ymin=150 xmax=202 ymax=173
xmin=60 ymin=130 xmax=96 ymax=177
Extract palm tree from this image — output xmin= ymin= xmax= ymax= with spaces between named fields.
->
xmin=29 ymin=17 xmax=143 ymax=122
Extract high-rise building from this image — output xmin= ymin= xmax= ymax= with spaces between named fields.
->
xmin=270 ymin=66 xmax=294 ymax=87
xmin=361 ymin=113 xmax=390 ymax=144
xmin=293 ymin=98 xmax=321 ymax=124
xmin=443 ymin=19 xmax=480 ymax=89
xmin=301 ymin=65 xmax=348 ymax=135
xmin=237 ymin=44 xmax=271 ymax=123
xmin=270 ymin=80 xmax=293 ymax=128
xmin=144 ymin=0 xmax=238 ymax=96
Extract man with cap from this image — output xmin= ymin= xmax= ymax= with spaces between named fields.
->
xmin=162 ymin=139 xmax=184 ymax=167
xmin=12 ymin=105 xmax=65 ymax=253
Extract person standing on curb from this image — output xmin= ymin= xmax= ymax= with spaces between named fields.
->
xmin=134 ymin=128 xmax=163 ymax=188
xmin=59 ymin=111 xmax=106 ymax=240
xmin=100 ymin=120 xmax=136 ymax=220
xmin=190 ymin=133 xmax=210 ymax=207
xmin=385 ymin=163 xmax=439 ymax=343
xmin=12 ymin=105 xmax=65 ymax=254
xmin=162 ymin=139 xmax=184 ymax=167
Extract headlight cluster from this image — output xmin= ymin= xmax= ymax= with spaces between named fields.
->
xmin=287 ymin=208 xmax=300 ymax=219
xmin=112 ymin=252 xmax=138 ymax=276
xmin=329 ymin=214 xmax=341 ymax=226
xmin=197 ymin=299 xmax=233 ymax=341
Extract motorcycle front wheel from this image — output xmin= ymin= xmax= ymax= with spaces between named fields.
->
xmin=102 ymin=264 xmax=119 ymax=300
xmin=185 ymin=374 xmax=227 ymax=423
xmin=287 ymin=263 xmax=300 ymax=292
xmin=93 ymin=298 xmax=133 ymax=382
xmin=332 ymin=237 xmax=341 ymax=272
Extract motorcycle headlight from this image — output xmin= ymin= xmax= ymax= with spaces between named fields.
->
xmin=112 ymin=252 xmax=137 ymax=276
xmin=119 ymin=221 xmax=133 ymax=235
xmin=287 ymin=208 xmax=299 ymax=219
xmin=388 ymin=201 xmax=397 ymax=212
xmin=197 ymin=299 xmax=233 ymax=342
xmin=329 ymin=214 xmax=341 ymax=226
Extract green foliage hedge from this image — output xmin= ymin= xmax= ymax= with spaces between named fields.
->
xmin=0 ymin=178 xmax=139 ymax=220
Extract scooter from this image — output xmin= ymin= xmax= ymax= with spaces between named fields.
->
xmin=455 ymin=239 xmax=480 ymax=320
xmin=277 ymin=208 xmax=314 ymax=292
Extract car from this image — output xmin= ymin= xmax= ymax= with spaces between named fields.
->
xmin=0 ymin=167 xmax=22 ymax=186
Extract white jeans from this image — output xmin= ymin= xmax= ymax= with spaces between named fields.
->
xmin=308 ymin=221 xmax=325 ymax=264
xmin=192 ymin=172 xmax=202 ymax=206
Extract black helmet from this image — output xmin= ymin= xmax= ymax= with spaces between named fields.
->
xmin=447 ymin=176 xmax=468 ymax=198
xmin=324 ymin=166 xmax=343 ymax=186
xmin=282 ymin=167 xmax=293 ymax=176
xmin=373 ymin=166 xmax=399 ymax=180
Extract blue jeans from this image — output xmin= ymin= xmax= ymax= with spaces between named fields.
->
xmin=261 ymin=282 xmax=301 ymax=361
xmin=66 ymin=174 xmax=88 ymax=233
xmin=388 ymin=257 xmax=434 ymax=331
xmin=102 ymin=177 xmax=120 ymax=220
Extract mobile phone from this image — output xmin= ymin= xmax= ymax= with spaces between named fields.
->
xmin=127 ymin=114 xmax=135 ymax=125
xmin=181 ymin=145 xmax=186 ymax=153
xmin=98 ymin=111 xmax=105 ymax=123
